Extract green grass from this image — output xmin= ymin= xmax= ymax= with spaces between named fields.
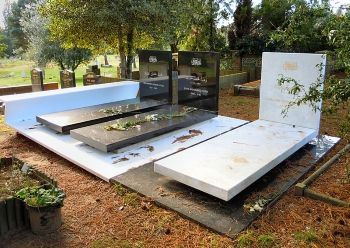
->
xmin=258 ymin=234 xmax=276 ymax=247
xmin=0 ymin=55 xmax=124 ymax=87
xmin=236 ymin=230 xmax=255 ymax=248
xmin=294 ymin=229 xmax=319 ymax=244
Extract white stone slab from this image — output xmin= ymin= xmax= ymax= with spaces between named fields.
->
xmin=155 ymin=119 xmax=318 ymax=201
xmin=1 ymin=81 xmax=139 ymax=124
xmin=260 ymin=52 xmax=326 ymax=131
xmin=10 ymin=116 xmax=247 ymax=181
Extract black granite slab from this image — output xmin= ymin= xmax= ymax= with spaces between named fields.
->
xmin=139 ymin=50 xmax=172 ymax=103
xmin=70 ymin=105 xmax=216 ymax=152
xmin=177 ymin=51 xmax=220 ymax=113
xmin=111 ymin=136 xmax=339 ymax=237
xmin=36 ymin=98 xmax=167 ymax=133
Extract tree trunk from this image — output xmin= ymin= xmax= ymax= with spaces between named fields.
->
xmin=104 ymin=54 xmax=109 ymax=65
xmin=170 ymin=43 xmax=178 ymax=53
xmin=117 ymin=27 xmax=126 ymax=79
xmin=126 ymin=27 xmax=134 ymax=79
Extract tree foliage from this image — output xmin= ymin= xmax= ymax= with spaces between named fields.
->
xmin=4 ymin=0 xmax=37 ymax=56
xmin=21 ymin=1 xmax=92 ymax=70
xmin=270 ymin=2 xmax=334 ymax=53
xmin=42 ymin=0 xmax=168 ymax=78
xmin=278 ymin=12 xmax=350 ymax=138
xmin=228 ymin=0 xmax=252 ymax=49
xmin=0 ymin=30 xmax=8 ymax=58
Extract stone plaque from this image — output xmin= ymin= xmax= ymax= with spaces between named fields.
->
xmin=83 ymin=72 xmax=99 ymax=86
xmin=60 ymin=69 xmax=76 ymax=88
xmin=138 ymin=50 xmax=172 ymax=102
xmin=177 ymin=51 xmax=220 ymax=113
xmin=30 ymin=68 xmax=44 ymax=92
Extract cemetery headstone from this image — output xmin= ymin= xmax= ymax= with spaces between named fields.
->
xmin=30 ymin=68 xmax=44 ymax=92
xmin=83 ymin=72 xmax=100 ymax=86
xmin=60 ymin=69 xmax=76 ymax=88
xmin=177 ymin=51 xmax=220 ymax=113
xmin=86 ymin=65 xmax=101 ymax=75
xmin=138 ymin=50 xmax=172 ymax=103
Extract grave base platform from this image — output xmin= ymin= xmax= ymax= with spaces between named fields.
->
xmin=111 ymin=135 xmax=339 ymax=237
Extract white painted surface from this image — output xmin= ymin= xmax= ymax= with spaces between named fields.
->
xmin=155 ymin=120 xmax=317 ymax=201
xmin=0 ymin=81 xmax=139 ymax=124
xmin=10 ymin=116 xmax=247 ymax=181
xmin=260 ymin=52 xmax=326 ymax=131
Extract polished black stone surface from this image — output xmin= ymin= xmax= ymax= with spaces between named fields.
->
xmin=70 ymin=105 xmax=216 ymax=152
xmin=111 ymin=136 xmax=339 ymax=237
xmin=177 ymin=51 xmax=220 ymax=113
xmin=36 ymin=98 xmax=166 ymax=133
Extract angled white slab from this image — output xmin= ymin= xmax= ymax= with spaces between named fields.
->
xmin=155 ymin=120 xmax=317 ymax=201
xmin=8 ymin=116 xmax=247 ymax=181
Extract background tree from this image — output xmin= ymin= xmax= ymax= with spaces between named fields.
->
xmin=228 ymin=0 xmax=254 ymax=54
xmin=278 ymin=11 xmax=350 ymax=138
xmin=42 ymin=0 xmax=168 ymax=78
xmin=0 ymin=29 xmax=8 ymax=58
xmin=181 ymin=0 xmax=228 ymax=52
xmin=270 ymin=2 xmax=334 ymax=53
xmin=21 ymin=1 xmax=92 ymax=70
xmin=4 ymin=0 xmax=37 ymax=56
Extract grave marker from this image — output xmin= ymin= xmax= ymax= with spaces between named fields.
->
xmin=60 ymin=69 xmax=76 ymax=88
xmin=138 ymin=50 xmax=172 ymax=103
xmin=83 ymin=72 xmax=99 ymax=86
xmin=30 ymin=68 xmax=44 ymax=92
xmin=177 ymin=51 xmax=220 ymax=113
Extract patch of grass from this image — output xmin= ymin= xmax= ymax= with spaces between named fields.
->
xmin=123 ymin=192 xmax=140 ymax=206
xmin=258 ymin=234 xmax=275 ymax=247
xmin=294 ymin=229 xmax=319 ymax=244
xmin=112 ymin=182 xmax=128 ymax=196
xmin=0 ymin=55 xmax=122 ymax=87
xmin=90 ymin=237 xmax=132 ymax=248
xmin=236 ymin=230 xmax=255 ymax=248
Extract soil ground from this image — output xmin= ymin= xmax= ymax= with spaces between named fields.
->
xmin=0 ymin=90 xmax=349 ymax=248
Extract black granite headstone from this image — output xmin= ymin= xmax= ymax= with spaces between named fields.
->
xmin=30 ymin=68 xmax=44 ymax=92
xmin=86 ymin=65 xmax=101 ymax=75
xmin=70 ymin=105 xmax=216 ymax=152
xmin=60 ymin=69 xmax=76 ymax=88
xmin=178 ymin=51 xmax=220 ymax=113
xmin=83 ymin=72 xmax=99 ymax=86
xmin=138 ymin=50 xmax=172 ymax=103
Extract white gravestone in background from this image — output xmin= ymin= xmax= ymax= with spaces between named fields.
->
xmin=155 ymin=52 xmax=326 ymax=201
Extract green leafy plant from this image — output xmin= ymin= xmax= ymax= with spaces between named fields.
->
xmin=16 ymin=185 xmax=65 ymax=207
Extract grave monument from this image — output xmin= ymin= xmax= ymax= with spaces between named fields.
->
xmin=31 ymin=68 xmax=44 ymax=92
xmin=60 ymin=69 xmax=76 ymax=88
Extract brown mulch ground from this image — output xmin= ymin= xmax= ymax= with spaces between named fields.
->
xmin=242 ymin=80 xmax=261 ymax=88
xmin=0 ymin=90 xmax=349 ymax=248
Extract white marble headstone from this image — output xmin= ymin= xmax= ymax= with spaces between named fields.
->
xmin=259 ymin=52 xmax=326 ymax=131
